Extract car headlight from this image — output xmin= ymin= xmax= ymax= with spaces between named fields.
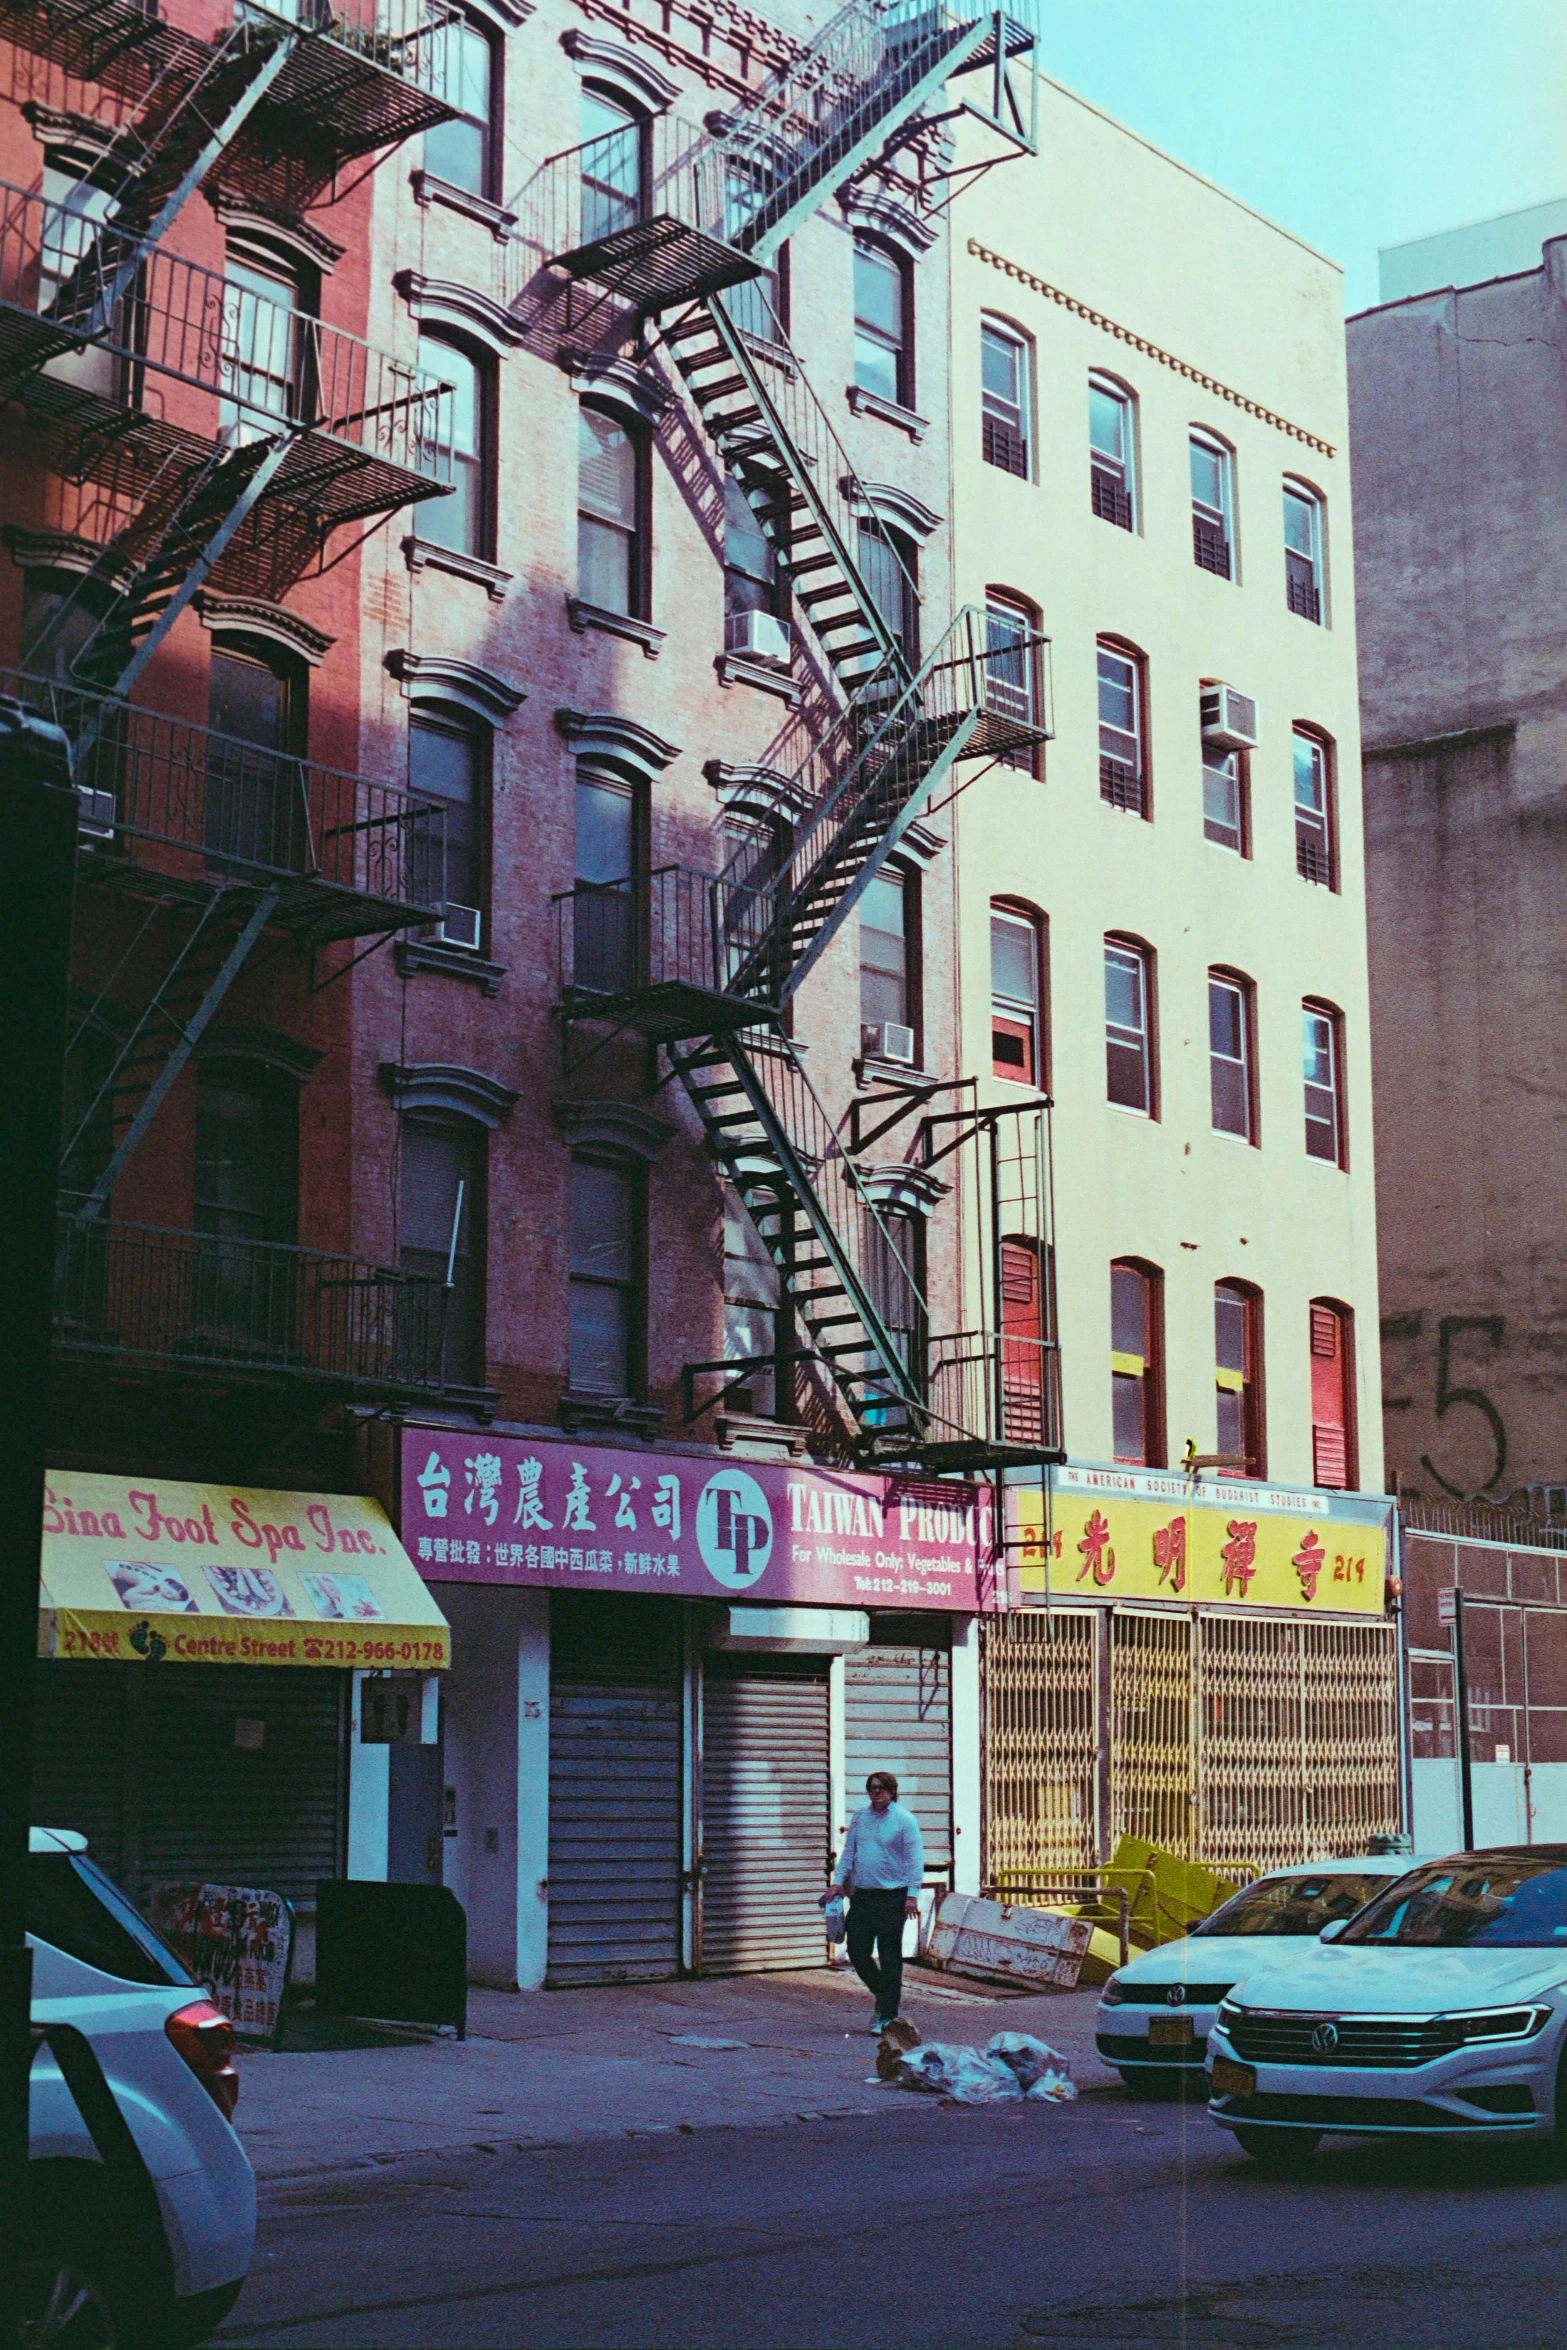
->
xmin=1100 ymin=1975 xmax=1125 ymax=2007
xmin=1432 ymin=2006 xmax=1551 ymax=2046
xmin=1215 ymin=1999 xmax=1242 ymax=2030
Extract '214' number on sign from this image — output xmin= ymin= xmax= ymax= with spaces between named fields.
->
xmin=1333 ymin=1555 xmax=1366 ymax=1584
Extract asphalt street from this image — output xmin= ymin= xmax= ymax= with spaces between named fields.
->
xmin=216 ymin=2082 xmax=1567 ymax=2349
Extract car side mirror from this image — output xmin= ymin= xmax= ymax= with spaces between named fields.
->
xmin=1318 ymin=1917 xmax=1348 ymax=1944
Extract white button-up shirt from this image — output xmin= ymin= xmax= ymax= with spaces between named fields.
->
xmin=833 ymin=1800 xmax=924 ymax=1894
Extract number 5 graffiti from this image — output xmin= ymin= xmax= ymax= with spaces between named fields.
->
xmin=1421 ymin=1314 xmax=1506 ymax=1497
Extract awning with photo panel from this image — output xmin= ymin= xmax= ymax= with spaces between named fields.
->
xmin=38 ymin=1472 xmax=448 ymax=1668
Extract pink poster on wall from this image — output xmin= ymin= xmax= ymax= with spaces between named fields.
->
xmin=400 ymin=1428 xmax=988 ymax=1613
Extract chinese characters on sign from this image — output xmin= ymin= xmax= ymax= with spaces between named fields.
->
xmin=1014 ymin=1463 xmax=1388 ymax=1615
xmin=401 ymin=1431 xmax=985 ymax=1612
xmin=147 ymin=1881 xmax=294 ymax=2041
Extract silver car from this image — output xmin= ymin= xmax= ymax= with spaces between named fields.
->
xmin=1095 ymin=1857 xmax=1412 ymax=2095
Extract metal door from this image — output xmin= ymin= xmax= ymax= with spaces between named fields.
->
xmin=547 ymin=1592 xmax=684 ymax=1986
xmin=844 ymin=1637 xmax=952 ymax=1884
xmin=699 ymin=1659 xmax=829 ymax=1973
xmin=979 ymin=1610 xmax=1098 ymax=1882
xmin=1459 ymin=1602 xmax=1531 ymax=1844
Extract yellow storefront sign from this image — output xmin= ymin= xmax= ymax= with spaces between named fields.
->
xmin=1015 ymin=1466 xmax=1388 ymax=1615
xmin=38 ymin=1472 xmax=449 ymax=1668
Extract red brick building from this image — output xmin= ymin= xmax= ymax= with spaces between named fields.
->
xmin=11 ymin=0 xmax=1050 ymax=1984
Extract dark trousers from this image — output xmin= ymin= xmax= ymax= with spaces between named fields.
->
xmin=846 ymin=1887 xmax=907 ymax=2019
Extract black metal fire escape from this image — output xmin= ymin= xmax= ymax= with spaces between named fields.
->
xmin=0 ymin=0 xmax=462 ymax=1229
xmin=543 ymin=1 xmax=1058 ymax=1468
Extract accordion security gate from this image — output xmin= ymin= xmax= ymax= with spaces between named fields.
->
xmin=981 ymin=1607 xmax=1401 ymax=1884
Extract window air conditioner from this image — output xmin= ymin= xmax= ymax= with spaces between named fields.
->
xmin=726 ymin=610 xmax=792 ymax=666
xmin=434 ymin=902 xmax=481 ymax=952
xmin=862 ymin=1020 xmax=916 ymax=1067
xmin=76 ymin=786 xmax=116 ymax=841
xmin=1200 ymin=684 xmax=1259 ymax=751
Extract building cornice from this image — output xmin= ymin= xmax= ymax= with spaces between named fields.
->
xmin=382 ymin=1062 xmax=520 ymax=1127
xmin=555 ymin=707 xmax=680 ymax=780
xmin=196 ymin=592 xmax=334 ymax=666
xmin=395 ymin=270 xmax=526 ymax=356
xmin=210 ymin=193 xmax=345 ymax=274
xmin=560 ymin=26 xmax=680 ymax=108
xmin=966 ymin=236 xmax=1337 ymax=460
xmin=387 ymin=651 xmax=526 ymax=725
xmin=551 ymin=1098 xmax=675 ymax=1161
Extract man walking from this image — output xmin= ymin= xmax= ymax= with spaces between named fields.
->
xmin=822 ymin=1771 xmax=923 ymax=2031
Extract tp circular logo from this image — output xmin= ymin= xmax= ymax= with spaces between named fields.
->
xmin=696 ymin=1469 xmax=773 ymax=1590
xmin=1311 ymin=2020 xmax=1339 ymax=2054
xmin=1166 ymin=1984 xmax=1186 ymax=2008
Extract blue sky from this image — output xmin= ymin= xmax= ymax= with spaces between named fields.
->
xmin=1038 ymin=1 xmax=1567 ymax=312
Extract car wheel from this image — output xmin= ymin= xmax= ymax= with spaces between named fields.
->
xmin=17 ymin=2245 xmax=122 ymax=2349
xmin=1231 ymin=2125 xmax=1322 ymax=2170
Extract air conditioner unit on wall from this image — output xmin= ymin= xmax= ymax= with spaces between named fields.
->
xmin=1200 ymin=684 xmax=1259 ymax=751
xmin=862 ymin=1020 xmax=916 ymax=1067
xmin=431 ymin=903 xmax=481 ymax=952
xmin=726 ymin=609 xmax=793 ymax=665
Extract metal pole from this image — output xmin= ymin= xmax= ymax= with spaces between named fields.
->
xmin=1451 ymin=1587 xmax=1475 ymax=1850
xmin=0 ymin=698 xmax=76 ymax=2342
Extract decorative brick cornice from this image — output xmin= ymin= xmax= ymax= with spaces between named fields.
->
xmin=966 ymin=237 xmax=1337 ymax=460
xmin=395 ymin=271 xmax=526 ymax=356
xmin=195 ymin=592 xmax=334 ymax=665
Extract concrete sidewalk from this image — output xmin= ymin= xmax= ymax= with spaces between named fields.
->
xmin=233 ymin=1965 xmax=1122 ymax=2182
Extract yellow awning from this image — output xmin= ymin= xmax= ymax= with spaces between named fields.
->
xmin=38 ymin=1473 xmax=448 ymax=1669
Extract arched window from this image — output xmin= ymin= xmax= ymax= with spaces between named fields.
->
xmin=403 ymin=1116 xmax=487 ymax=1389
xmin=1190 ymin=430 xmax=1235 ymax=578
xmin=1303 ymin=1000 xmax=1346 ymax=1165
xmin=1284 ymin=479 xmax=1325 ymax=622
xmin=1215 ymin=1279 xmax=1264 ymax=1475
xmin=580 ymin=82 xmax=646 ymax=242
xmin=205 ymin=634 xmax=307 ymax=877
xmin=1208 ymin=967 xmax=1256 ymax=1142
xmin=1088 ymin=373 xmax=1136 ymax=529
xmin=1105 ymin=935 xmax=1154 ymax=1114
xmin=985 ymin=589 xmax=1042 ymax=771
xmin=1000 ymin=1234 xmax=1052 ymax=1444
xmin=853 ymin=235 xmax=911 ymax=406
xmin=417 ymin=332 xmax=491 ymax=560
xmin=410 ymin=705 xmax=487 ymax=947
xmin=578 ymin=400 xmax=646 ymax=618
xmin=1309 ymin=1299 xmax=1355 ymax=1489
xmin=1293 ymin=725 xmax=1334 ymax=886
xmin=424 ymin=10 xmax=498 ymax=197
xmin=1097 ymin=637 xmax=1147 ymax=815
xmin=980 ymin=316 xmax=1030 ymax=477
xmin=990 ymin=901 xmax=1045 ymax=1085
xmin=1111 ymin=1258 xmax=1164 ymax=1466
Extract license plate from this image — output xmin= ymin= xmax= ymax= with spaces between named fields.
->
xmin=1148 ymin=2015 xmax=1194 ymax=2047
xmin=1211 ymin=2057 xmax=1256 ymax=2099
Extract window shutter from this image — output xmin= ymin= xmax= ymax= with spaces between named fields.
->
xmin=1310 ymin=1306 xmax=1340 ymax=1358
xmin=1000 ymin=1241 xmax=1036 ymax=1306
xmin=1313 ymin=1424 xmax=1348 ymax=1488
xmin=982 ymin=413 xmax=1027 ymax=476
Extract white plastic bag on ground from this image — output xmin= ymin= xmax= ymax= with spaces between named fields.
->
xmin=985 ymin=2031 xmax=1077 ymax=2100
xmin=895 ymin=2043 xmax=1023 ymax=2103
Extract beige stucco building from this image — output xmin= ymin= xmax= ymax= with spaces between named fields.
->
xmin=949 ymin=78 xmax=1383 ymax=1495
xmin=945 ymin=81 xmax=1398 ymax=1881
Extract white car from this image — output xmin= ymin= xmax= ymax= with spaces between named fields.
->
xmin=26 ymin=1826 xmax=256 ymax=2345
xmin=1207 ymin=1845 xmax=1567 ymax=2164
xmin=1095 ymin=1856 xmax=1412 ymax=2095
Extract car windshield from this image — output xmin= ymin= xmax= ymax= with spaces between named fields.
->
xmin=1190 ymin=1871 xmax=1391 ymax=1938
xmin=1339 ymin=1858 xmax=1567 ymax=1948
xmin=27 ymin=1852 xmax=194 ymax=1987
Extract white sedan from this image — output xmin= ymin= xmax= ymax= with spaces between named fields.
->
xmin=1207 ymin=1845 xmax=1567 ymax=2164
xmin=1095 ymin=1857 xmax=1412 ymax=2094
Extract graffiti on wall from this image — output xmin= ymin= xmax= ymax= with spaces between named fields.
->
xmin=1381 ymin=1309 xmax=1567 ymax=1515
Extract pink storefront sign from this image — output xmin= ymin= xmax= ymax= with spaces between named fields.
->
xmin=399 ymin=1429 xmax=987 ymax=1613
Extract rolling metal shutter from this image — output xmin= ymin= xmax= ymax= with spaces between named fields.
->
xmin=134 ymin=1666 xmax=347 ymax=1906
xmin=845 ymin=1629 xmax=953 ymax=1884
xmin=548 ymin=1594 xmax=683 ymax=1987
xmin=700 ymin=1659 xmax=829 ymax=1974
xmin=31 ymin=1662 xmax=129 ymax=1883
xmin=30 ymin=1663 xmax=346 ymax=1907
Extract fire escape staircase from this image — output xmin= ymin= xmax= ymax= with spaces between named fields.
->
xmin=0 ymin=0 xmax=461 ymax=1221
xmin=539 ymin=2 xmax=1043 ymax=1465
